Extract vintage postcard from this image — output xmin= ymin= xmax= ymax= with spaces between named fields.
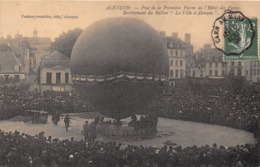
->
xmin=0 ymin=1 xmax=259 ymax=167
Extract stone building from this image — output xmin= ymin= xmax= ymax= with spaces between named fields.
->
xmin=29 ymin=28 xmax=52 ymax=72
xmin=189 ymin=44 xmax=260 ymax=83
xmin=0 ymin=51 xmax=26 ymax=82
xmin=160 ymin=31 xmax=193 ymax=86
xmin=39 ymin=51 xmax=72 ymax=92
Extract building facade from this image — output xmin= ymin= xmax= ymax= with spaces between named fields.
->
xmin=243 ymin=61 xmax=260 ymax=82
xmin=160 ymin=32 xmax=193 ymax=86
xmin=39 ymin=51 xmax=72 ymax=92
xmin=0 ymin=29 xmax=52 ymax=74
xmin=29 ymin=28 xmax=52 ymax=72
xmin=190 ymin=44 xmax=260 ymax=83
xmin=167 ymin=40 xmax=186 ymax=80
xmin=0 ymin=51 xmax=26 ymax=83
xmin=9 ymin=43 xmax=30 ymax=75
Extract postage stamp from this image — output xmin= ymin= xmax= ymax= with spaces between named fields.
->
xmin=211 ymin=10 xmax=259 ymax=61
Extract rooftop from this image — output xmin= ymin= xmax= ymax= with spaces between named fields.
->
xmin=0 ymin=51 xmax=24 ymax=73
xmin=166 ymin=36 xmax=192 ymax=50
xmin=40 ymin=51 xmax=70 ymax=69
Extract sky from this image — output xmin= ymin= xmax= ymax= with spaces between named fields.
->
xmin=0 ymin=1 xmax=259 ymax=51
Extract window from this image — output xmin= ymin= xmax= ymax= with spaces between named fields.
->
xmin=170 ymin=60 xmax=173 ymax=67
xmin=176 ymin=61 xmax=178 ymax=67
xmin=180 ymin=61 xmax=183 ymax=67
xmin=254 ymin=62 xmax=256 ymax=67
xmin=230 ymin=69 xmax=234 ymax=76
xmin=238 ymin=62 xmax=241 ymax=66
xmin=254 ymin=69 xmax=256 ymax=75
xmin=209 ymin=70 xmax=212 ymax=76
xmin=46 ymin=73 xmax=52 ymax=83
xmin=14 ymin=65 xmax=19 ymax=72
xmin=14 ymin=75 xmax=20 ymax=80
xmin=180 ymin=70 xmax=184 ymax=78
xmin=222 ymin=70 xmax=225 ymax=76
xmin=237 ymin=69 xmax=241 ymax=76
xmin=65 ymin=73 xmax=69 ymax=84
xmin=215 ymin=70 xmax=218 ymax=76
xmin=258 ymin=69 xmax=259 ymax=75
xmin=246 ymin=70 xmax=248 ymax=76
xmin=222 ymin=63 xmax=225 ymax=68
xmin=250 ymin=69 xmax=253 ymax=75
xmin=176 ymin=51 xmax=178 ymax=56
xmin=192 ymin=71 xmax=195 ymax=76
xmin=231 ymin=62 xmax=234 ymax=66
xmin=4 ymin=75 xmax=9 ymax=80
xmin=56 ymin=73 xmax=61 ymax=84
xmin=181 ymin=51 xmax=183 ymax=56
xmin=175 ymin=70 xmax=179 ymax=78
xmin=209 ymin=62 xmax=212 ymax=68
xmin=200 ymin=71 xmax=203 ymax=77
xmin=170 ymin=50 xmax=174 ymax=56
xmin=170 ymin=70 xmax=173 ymax=77
xmin=215 ymin=63 xmax=218 ymax=68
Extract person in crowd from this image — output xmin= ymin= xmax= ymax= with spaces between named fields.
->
xmin=83 ymin=121 xmax=90 ymax=142
xmin=52 ymin=111 xmax=60 ymax=125
xmin=93 ymin=116 xmax=99 ymax=126
xmin=89 ymin=122 xmax=96 ymax=142
xmin=96 ymin=116 xmax=104 ymax=135
xmin=64 ymin=114 xmax=71 ymax=132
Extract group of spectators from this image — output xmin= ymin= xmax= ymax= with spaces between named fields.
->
xmin=0 ymin=81 xmax=259 ymax=166
xmin=157 ymin=85 xmax=260 ymax=137
xmin=0 ymin=85 xmax=88 ymax=121
xmin=84 ymin=115 xmax=159 ymax=138
xmin=0 ymin=77 xmax=20 ymax=84
xmin=1 ymin=83 xmax=258 ymax=137
xmin=0 ymin=130 xmax=258 ymax=167
xmin=128 ymin=115 xmax=158 ymax=134
xmin=83 ymin=120 xmax=98 ymax=142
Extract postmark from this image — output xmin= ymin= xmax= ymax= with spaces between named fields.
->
xmin=211 ymin=10 xmax=258 ymax=61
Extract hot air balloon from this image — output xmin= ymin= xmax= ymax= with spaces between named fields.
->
xmin=70 ymin=18 xmax=169 ymax=122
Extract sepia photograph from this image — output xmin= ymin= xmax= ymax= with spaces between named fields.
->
xmin=0 ymin=1 xmax=259 ymax=166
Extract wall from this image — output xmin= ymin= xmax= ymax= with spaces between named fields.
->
xmin=40 ymin=68 xmax=71 ymax=84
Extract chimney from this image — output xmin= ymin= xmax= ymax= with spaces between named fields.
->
xmin=172 ymin=32 xmax=178 ymax=39
xmin=185 ymin=33 xmax=191 ymax=44
xmin=204 ymin=44 xmax=211 ymax=50
xmin=159 ymin=31 xmax=166 ymax=38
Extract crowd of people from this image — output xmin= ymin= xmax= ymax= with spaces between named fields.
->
xmin=83 ymin=121 xmax=97 ymax=142
xmin=0 ymin=77 xmax=20 ymax=84
xmin=128 ymin=115 xmax=158 ymax=134
xmin=0 ymin=130 xmax=258 ymax=167
xmin=1 ymin=83 xmax=259 ymax=137
xmin=0 ymin=85 xmax=88 ymax=121
xmin=0 ymin=82 xmax=259 ymax=166
xmin=157 ymin=85 xmax=260 ymax=137
xmin=81 ymin=115 xmax=159 ymax=139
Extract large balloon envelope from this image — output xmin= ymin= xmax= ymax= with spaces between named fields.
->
xmin=70 ymin=18 xmax=169 ymax=120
